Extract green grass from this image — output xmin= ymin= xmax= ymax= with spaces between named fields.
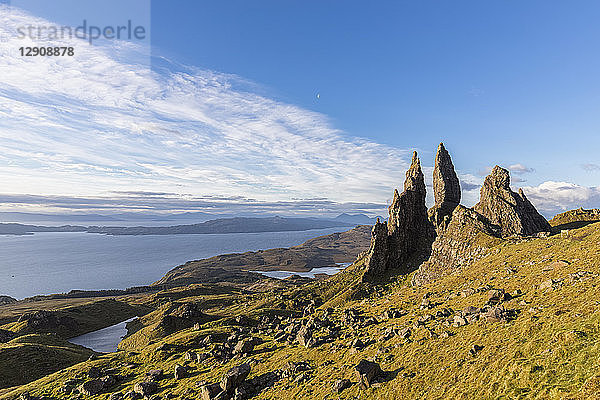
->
xmin=0 ymin=334 xmax=94 ymax=389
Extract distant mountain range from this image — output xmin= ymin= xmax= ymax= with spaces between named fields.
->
xmin=332 ymin=213 xmax=382 ymax=225
xmin=0 ymin=214 xmax=381 ymax=236
xmin=0 ymin=211 xmax=381 ymax=225
xmin=0 ymin=211 xmax=216 ymax=225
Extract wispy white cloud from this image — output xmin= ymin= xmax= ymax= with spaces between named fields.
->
xmin=475 ymin=165 xmax=490 ymax=176
xmin=478 ymin=163 xmax=534 ymax=178
xmin=508 ymin=163 xmax=535 ymax=174
xmin=456 ymin=173 xmax=482 ymax=207
xmin=0 ymin=7 xmax=412 ymax=215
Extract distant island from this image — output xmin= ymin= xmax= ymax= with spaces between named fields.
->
xmin=0 ymin=214 xmax=380 ymax=236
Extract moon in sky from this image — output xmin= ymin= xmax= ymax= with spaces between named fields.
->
xmin=316 ymin=93 xmax=320 ymax=99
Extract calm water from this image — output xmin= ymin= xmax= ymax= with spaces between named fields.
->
xmin=0 ymin=228 xmax=345 ymax=299
xmin=69 ymin=317 xmax=137 ymax=353
xmin=251 ymin=265 xmax=347 ymax=279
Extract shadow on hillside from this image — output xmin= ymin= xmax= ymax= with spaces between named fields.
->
xmin=552 ymin=220 xmax=599 ymax=232
xmin=378 ymin=366 xmax=405 ymax=382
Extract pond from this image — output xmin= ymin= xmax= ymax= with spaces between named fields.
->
xmin=68 ymin=317 xmax=137 ymax=353
xmin=250 ymin=264 xmax=349 ymax=279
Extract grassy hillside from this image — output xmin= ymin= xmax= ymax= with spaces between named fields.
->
xmin=549 ymin=208 xmax=600 ymax=231
xmin=0 ymin=334 xmax=94 ymax=390
xmin=4 ymin=222 xmax=600 ymax=399
xmin=0 ymin=298 xmax=151 ymax=389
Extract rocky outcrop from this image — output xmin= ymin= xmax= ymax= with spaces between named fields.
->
xmin=174 ymin=364 xmax=187 ymax=380
xmin=355 ymin=359 xmax=382 ymax=388
xmin=474 ymin=166 xmax=551 ymax=237
xmin=133 ymin=381 xmax=158 ymax=397
xmin=220 ymin=363 xmax=251 ymax=393
xmin=0 ymin=329 xmax=15 ymax=343
xmin=363 ymin=152 xmax=434 ymax=281
xmin=413 ymin=206 xmax=502 ymax=286
xmin=414 ymin=164 xmax=551 ymax=285
xmin=429 ymin=143 xmax=461 ymax=230
xmin=171 ymin=302 xmax=206 ymax=320
xmin=154 ymin=301 xmax=211 ymax=335
xmin=362 ymin=220 xmax=389 ymax=277
xmin=0 ymin=295 xmax=17 ymax=305
xmin=78 ymin=380 xmax=105 ymax=396
xmin=17 ymin=310 xmax=78 ymax=335
xmin=549 ymin=208 xmax=600 ymax=230
xmin=384 ymin=151 xmax=435 ymax=262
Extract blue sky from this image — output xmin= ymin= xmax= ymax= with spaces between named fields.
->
xmin=151 ymin=1 xmax=600 ymax=174
xmin=0 ymin=1 xmax=599 ymax=218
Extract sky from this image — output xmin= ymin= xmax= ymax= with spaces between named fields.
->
xmin=0 ymin=1 xmax=599 ymax=219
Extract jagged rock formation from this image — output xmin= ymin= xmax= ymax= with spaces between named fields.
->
xmin=413 ymin=205 xmax=502 ymax=286
xmin=363 ymin=152 xmax=434 ymax=281
xmin=386 ymin=152 xmax=434 ymax=264
xmin=429 ymin=143 xmax=461 ymax=230
xmin=414 ymin=163 xmax=551 ymax=285
xmin=362 ymin=145 xmax=551 ymax=285
xmin=474 ymin=166 xmax=551 ymax=237
xmin=363 ymin=220 xmax=389 ymax=277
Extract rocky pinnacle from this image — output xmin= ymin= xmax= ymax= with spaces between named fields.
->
xmin=364 ymin=145 xmax=552 ymax=285
xmin=429 ymin=143 xmax=461 ymax=229
xmin=403 ymin=151 xmax=427 ymax=195
xmin=363 ymin=152 xmax=434 ymax=281
xmin=474 ymin=165 xmax=551 ymax=236
xmin=433 ymin=143 xmax=461 ymax=206
xmin=388 ymin=151 xmax=430 ymax=241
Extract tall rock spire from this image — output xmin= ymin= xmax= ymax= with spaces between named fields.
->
xmin=388 ymin=152 xmax=427 ymax=235
xmin=429 ymin=143 xmax=461 ymax=229
xmin=474 ymin=166 xmax=551 ymax=236
xmin=403 ymin=152 xmax=426 ymax=194
xmin=363 ymin=152 xmax=434 ymax=281
xmin=433 ymin=143 xmax=461 ymax=205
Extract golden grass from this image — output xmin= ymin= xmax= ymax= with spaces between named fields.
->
xmin=5 ymin=222 xmax=600 ymax=399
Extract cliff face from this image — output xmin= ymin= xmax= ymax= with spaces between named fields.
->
xmin=363 ymin=152 xmax=434 ymax=281
xmin=473 ymin=166 xmax=551 ymax=237
xmin=415 ymin=164 xmax=552 ymax=285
